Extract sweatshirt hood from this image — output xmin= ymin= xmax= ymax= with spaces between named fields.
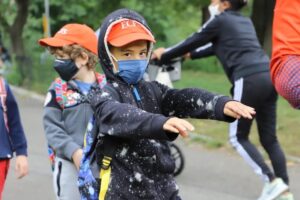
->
xmin=97 ymin=8 xmax=155 ymax=83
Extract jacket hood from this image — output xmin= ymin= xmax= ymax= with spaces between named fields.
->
xmin=97 ymin=8 xmax=154 ymax=83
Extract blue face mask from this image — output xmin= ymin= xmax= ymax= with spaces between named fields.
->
xmin=115 ymin=59 xmax=148 ymax=84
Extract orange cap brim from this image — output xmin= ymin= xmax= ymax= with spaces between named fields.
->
xmin=109 ymin=32 xmax=156 ymax=47
xmin=38 ymin=37 xmax=74 ymax=47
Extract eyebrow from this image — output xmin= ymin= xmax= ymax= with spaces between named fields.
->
xmin=120 ymin=48 xmax=148 ymax=52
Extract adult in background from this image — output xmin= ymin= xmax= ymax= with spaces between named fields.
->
xmin=153 ymin=0 xmax=293 ymax=199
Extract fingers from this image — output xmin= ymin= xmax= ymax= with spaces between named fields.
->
xmin=15 ymin=155 xmax=29 ymax=179
xmin=164 ymin=124 xmax=180 ymax=133
xmin=152 ymin=48 xmax=165 ymax=60
xmin=163 ymin=118 xmax=195 ymax=138
xmin=15 ymin=162 xmax=28 ymax=179
xmin=224 ymin=108 xmax=241 ymax=119
xmin=72 ymin=149 xmax=83 ymax=170
xmin=224 ymin=101 xmax=256 ymax=119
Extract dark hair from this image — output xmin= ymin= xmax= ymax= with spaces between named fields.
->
xmin=221 ymin=0 xmax=247 ymax=11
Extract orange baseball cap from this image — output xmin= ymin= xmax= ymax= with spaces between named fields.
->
xmin=39 ymin=23 xmax=98 ymax=55
xmin=107 ymin=19 xmax=155 ymax=47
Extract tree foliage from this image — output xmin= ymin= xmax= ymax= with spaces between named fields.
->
xmin=0 ymin=0 xmax=30 ymax=82
xmin=0 ymin=0 xmax=273 ymax=89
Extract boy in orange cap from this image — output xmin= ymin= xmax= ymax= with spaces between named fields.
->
xmin=39 ymin=23 xmax=106 ymax=200
xmin=78 ymin=9 xmax=255 ymax=200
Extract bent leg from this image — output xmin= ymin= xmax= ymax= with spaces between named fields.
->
xmin=229 ymin=78 xmax=274 ymax=182
xmin=256 ymin=90 xmax=289 ymax=184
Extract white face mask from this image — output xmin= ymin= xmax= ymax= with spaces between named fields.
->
xmin=208 ymin=4 xmax=221 ymax=17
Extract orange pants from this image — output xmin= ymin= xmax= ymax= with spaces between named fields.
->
xmin=0 ymin=159 xmax=10 ymax=200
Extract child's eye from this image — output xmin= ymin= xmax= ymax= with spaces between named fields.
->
xmin=123 ymin=53 xmax=131 ymax=57
xmin=140 ymin=52 xmax=147 ymax=57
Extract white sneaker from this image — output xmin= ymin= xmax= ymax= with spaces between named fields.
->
xmin=257 ymin=178 xmax=289 ymax=200
xmin=276 ymin=192 xmax=294 ymax=200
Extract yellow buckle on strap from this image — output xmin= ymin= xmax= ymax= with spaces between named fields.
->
xmin=99 ymin=156 xmax=112 ymax=200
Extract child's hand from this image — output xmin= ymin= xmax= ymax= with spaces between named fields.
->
xmin=163 ymin=117 xmax=194 ymax=137
xmin=15 ymin=155 xmax=29 ymax=179
xmin=152 ymin=47 xmax=165 ymax=60
xmin=72 ymin=149 xmax=83 ymax=171
xmin=224 ymin=101 xmax=255 ymax=119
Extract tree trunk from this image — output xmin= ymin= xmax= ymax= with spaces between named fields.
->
xmin=201 ymin=5 xmax=210 ymax=26
xmin=251 ymin=0 xmax=275 ymax=55
xmin=9 ymin=0 xmax=30 ymax=84
xmin=0 ymin=0 xmax=30 ymax=84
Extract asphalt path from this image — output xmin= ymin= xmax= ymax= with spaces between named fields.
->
xmin=3 ymin=89 xmax=300 ymax=200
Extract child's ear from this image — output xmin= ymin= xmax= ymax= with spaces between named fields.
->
xmin=75 ymin=52 xmax=89 ymax=68
xmin=80 ymin=52 xmax=89 ymax=61
xmin=79 ymin=52 xmax=89 ymax=65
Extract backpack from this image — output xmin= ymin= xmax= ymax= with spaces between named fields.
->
xmin=0 ymin=77 xmax=8 ymax=131
xmin=47 ymin=73 xmax=106 ymax=171
xmin=78 ymin=82 xmax=162 ymax=200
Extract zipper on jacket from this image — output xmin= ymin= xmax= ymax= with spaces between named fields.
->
xmin=56 ymin=161 xmax=62 ymax=197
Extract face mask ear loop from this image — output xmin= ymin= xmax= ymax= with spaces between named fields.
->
xmin=109 ymin=52 xmax=119 ymax=74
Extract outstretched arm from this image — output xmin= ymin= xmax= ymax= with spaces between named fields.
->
xmin=90 ymin=88 xmax=193 ymax=140
xmin=153 ymin=17 xmax=220 ymax=64
xmin=154 ymin=81 xmax=255 ymax=121
xmin=189 ymin=43 xmax=214 ymax=59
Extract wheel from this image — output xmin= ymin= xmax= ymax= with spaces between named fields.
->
xmin=169 ymin=143 xmax=185 ymax=176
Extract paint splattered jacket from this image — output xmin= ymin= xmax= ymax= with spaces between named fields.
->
xmin=88 ymin=9 xmax=236 ymax=200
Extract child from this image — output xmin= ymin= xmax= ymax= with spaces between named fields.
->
xmin=0 ymin=75 xmax=28 ymax=199
xmin=84 ymin=8 xmax=255 ymax=200
xmin=39 ymin=23 xmax=106 ymax=200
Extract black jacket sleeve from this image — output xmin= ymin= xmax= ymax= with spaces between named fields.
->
xmin=90 ymin=88 xmax=177 ymax=141
xmin=160 ymin=17 xmax=220 ymax=64
xmin=190 ymin=43 xmax=214 ymax=59
xmin=153 ymin=81 xmax=234 ymax=122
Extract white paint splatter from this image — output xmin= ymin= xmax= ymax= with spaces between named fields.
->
xmin=150 ymin=140 xmax=161 ymax=147
xmin=169 ymin=110 xmax=175 ymax=115
xmin=101 ymin=92 xmax=110 ymax=98
xmin=99 ymin=133 xmax=105 ymax=137
xmin=112 ymin=82 xmax=119 ymax=88
xmin=108 ymin=127 xmax=114 ymax=135
xmin=206 ymin=101 xmax=213 ymax=110
xmin=120 ymin=147 xmax=128 ymax=157
xmin=197 ymin=98 xmax=204 ymax=107
xmin=134 ymin=172 xmax=142 ymax=182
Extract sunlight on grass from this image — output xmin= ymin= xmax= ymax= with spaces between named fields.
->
xmin=174 ymin=70 xmax=300 ymax=157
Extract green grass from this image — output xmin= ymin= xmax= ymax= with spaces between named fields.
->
xmin=174 ymin=70 xmax=300 ymax=157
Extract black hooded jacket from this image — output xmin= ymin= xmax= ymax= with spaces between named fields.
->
xmin=160 ymin=10 xmax=269 ymax=83
xmin=90 ymin=8 xmax=235 ymax=200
